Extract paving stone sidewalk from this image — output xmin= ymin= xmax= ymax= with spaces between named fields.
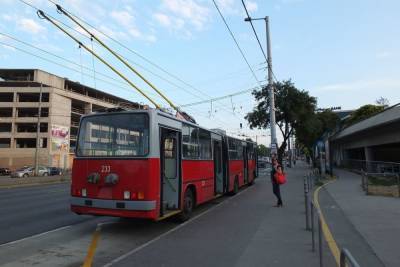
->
xmin=324 ymin=169 xmax=400 ymax=267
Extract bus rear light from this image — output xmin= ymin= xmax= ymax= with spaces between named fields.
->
xmin=82 ymin=188 xmax=87 ymax=197
xmin=138 ymin=191 xmax=144 ymax=200
xmin=123 ymin=191 xmax=131 ymax=200
xmin=131 ymin=192 xmax=137 ymax=199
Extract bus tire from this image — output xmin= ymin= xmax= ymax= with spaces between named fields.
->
xmin=230 ymin=177 xmax=239 ymax=195
xmin=248 ymin=171 xmax=256 ymax=186
xmin=179 ymin=188 xmax=195 ymax=222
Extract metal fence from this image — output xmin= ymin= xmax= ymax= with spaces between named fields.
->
xmin=342 ymin=159 xmax=400 ymax=174
xmin=304 ymin=171 xmax=361 ymax=267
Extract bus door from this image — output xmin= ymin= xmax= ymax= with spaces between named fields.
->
xmin=213 ymin=140 xmax=223 ymax=195
xmin=160 ymin=128 xmax=180 ymax=216
xmin=243 ymin=145 xmax=249 ymax=184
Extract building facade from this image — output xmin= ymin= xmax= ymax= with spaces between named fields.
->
xmin=0 ymin=69 xmax=139 ymax=170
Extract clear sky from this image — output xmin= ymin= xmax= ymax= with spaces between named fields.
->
xmin=1 ymin=0 xmax=399 ymax=146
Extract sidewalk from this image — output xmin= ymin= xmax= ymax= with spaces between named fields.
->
xmin=322 ymin=168 xmax=400 ymax=267
xmin=0 ymin=175 xmax=70 ymax=188
xmin=106 ymin=162 xmax=335 ymax=267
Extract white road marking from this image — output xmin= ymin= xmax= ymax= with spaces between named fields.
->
xmin=0 ymin=225 xmax=72 ymax=248
xmin=103 ymin=187 xmax=250 ymax=267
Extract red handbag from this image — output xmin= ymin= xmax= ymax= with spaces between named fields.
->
xmin=275 ymin=172 xmax=287 ymax=185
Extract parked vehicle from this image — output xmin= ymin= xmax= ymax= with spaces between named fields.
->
xmin=0 ymin=168 xmax=11 ymax=176
xmin=48 ymin=167 xmax=63 ymax=176
xmin=11 ymin=166 xmax=49 ymax=178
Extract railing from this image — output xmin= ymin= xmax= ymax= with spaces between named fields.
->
xmin=342 ymin=159 xmax=400 ymax=174
xmin=304 ymin=171 xmax=361 ymax=267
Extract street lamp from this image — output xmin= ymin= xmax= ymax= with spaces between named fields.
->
xmin=244 ymin=16 xmax=278 ymax=158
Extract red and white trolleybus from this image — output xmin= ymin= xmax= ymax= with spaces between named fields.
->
xmin=71 ymin=108 xmax=257 ymax=221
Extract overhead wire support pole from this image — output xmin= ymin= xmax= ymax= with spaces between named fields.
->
xmin=244 ymin=15 xmax=278 ymax=156
xmin=36 ymin=10 xmax=160 ymax=109
xmin=53 ymin=4 xmax=178 ymax=112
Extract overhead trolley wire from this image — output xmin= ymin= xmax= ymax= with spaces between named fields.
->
xmin=37 ymin=11 xmax=160 ymax=108
xmin=53 ymin=3 xmax=178 ymax=112
xmin=240 ymin=0 xmax=279 ymax=84
xmin=18 ymin=0 xmax=160 ymax=108
xmin=0 ymin=32 xmax=148 ymax=90
xmin=0 ymin=41 xmax=160 ymax=101
xmin=18 ymin=0 xmax=253 ymax=121
xmin=46 ymin=0 xmax=213 ymax=100
xmin=46 ymin=0 xmax=251 ymax=117
xmin=241 ymin=0 xmax=267 ymax=62
xmin=211 ymin=0 xmax=262 ymax=88
xmin=180 ymin=86 xmax=258 ymax=107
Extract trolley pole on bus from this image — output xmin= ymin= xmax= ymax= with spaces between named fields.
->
xmin=245 ymin=16 xmax=278 ymax=158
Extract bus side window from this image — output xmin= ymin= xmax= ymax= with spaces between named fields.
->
xmin=164 ymin=138 xmax=177 ymax=178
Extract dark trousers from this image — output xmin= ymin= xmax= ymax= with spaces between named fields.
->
xmin=272 ymin=182 xmax=282 ymax=205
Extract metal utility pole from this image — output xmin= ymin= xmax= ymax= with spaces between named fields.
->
xmin=265 ymin=16 xmax=278 ymax=157
xmin=34 ymin=83 xmax=43 ymax=176
xmin=244 ymin=16 xmax=278 ymax=158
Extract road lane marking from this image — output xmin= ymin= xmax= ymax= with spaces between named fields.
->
xmin=102 ymin=186 xmax=251 ymax=267
xmin=313 ymin=180 xmax=340 ymax=266
xmin=83 ymin=224 xmax=102 ymax=267
xmin=0 ymin=225 xmax=72 ymax=248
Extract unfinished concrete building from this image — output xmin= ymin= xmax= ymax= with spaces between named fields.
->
xmin=0 ymin=69 xmax=140 ymax=170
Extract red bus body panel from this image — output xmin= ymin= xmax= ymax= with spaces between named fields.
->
xmin=248 ymin=159 xmax=256 ymax=183
xmin=228 ymin=160 xmax=244 ymax=190
xmin=71 ymin=158 xmax=160 ymax=220
xmin=182 ymin=160 xmax=214 ymax=205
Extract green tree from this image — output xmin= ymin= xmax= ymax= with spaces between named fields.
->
xmin=345 ymin=104 xmax=384 ymax=126
xmin=256 ymin=144 xmax=270 ymax=157
xmin=295 ymin=110 xmax=339 ymax=154
xmin=246 ymin=80 xmax=317 ymax=162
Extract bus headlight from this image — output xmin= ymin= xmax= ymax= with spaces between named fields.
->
xmin=82 ymin=188 xmax=87 ymax=197
xmin=123 ymin=191 xmax=130 ymax=200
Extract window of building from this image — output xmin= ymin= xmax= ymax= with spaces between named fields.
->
xmin=40 ymin=123 xmax=48 ymax=133
xmin=16 ymin=138 xmax=36 ymax=148
xmin=0 ymin=108 xmax=12 ymax=117
xmin=0 ymin=93 xmax=13 ymax=102
xmin=40 ymin=138 xmax=47 ymax=148
xmin=182 ymin=124 xmax=199 ymax=159
xmin=0 ymin=138 xmax=11 ymax=148
xmin=40 ymin=108 xmax=49 ymax=117
xmin=17 ymin=123 xmax=37 ymax=133
xmin=18 ymin=93 xmax=49 ymax=102
xmin=0 ymin=123 xmax=12 ymax=132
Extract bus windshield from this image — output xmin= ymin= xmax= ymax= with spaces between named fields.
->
xmin=76 ymin=113 xmax=149 ymax=157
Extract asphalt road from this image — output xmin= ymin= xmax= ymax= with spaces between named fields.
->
xmin=0 ymin=183 xmax=93 ymax=245
xmin=0 ymin=166 xmax=332 ymax=267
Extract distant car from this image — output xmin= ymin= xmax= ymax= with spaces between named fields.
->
xmin=0 ymin=168 xmax=11 ymax=176
xmin=47 ymin=167 xmax=63 ymax=176
xmin=258 ymin=160 xmax=267 ymax=168
xmin=11 ymin=166 xmax=49 ymax=178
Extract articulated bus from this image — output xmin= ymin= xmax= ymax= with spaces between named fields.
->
xmin=70 ymin=108 xmax=257 ymax=221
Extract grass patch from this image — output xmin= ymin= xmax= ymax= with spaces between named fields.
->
xmin=368 ymin=176 xmax=398 ymax=186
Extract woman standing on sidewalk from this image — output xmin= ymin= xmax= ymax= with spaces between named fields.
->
xmin=271 ymin=158 xmax=283 ymax=207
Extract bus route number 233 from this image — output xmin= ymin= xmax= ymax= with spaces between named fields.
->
xmin=101 ymin=165 xmax=111 ymax=173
